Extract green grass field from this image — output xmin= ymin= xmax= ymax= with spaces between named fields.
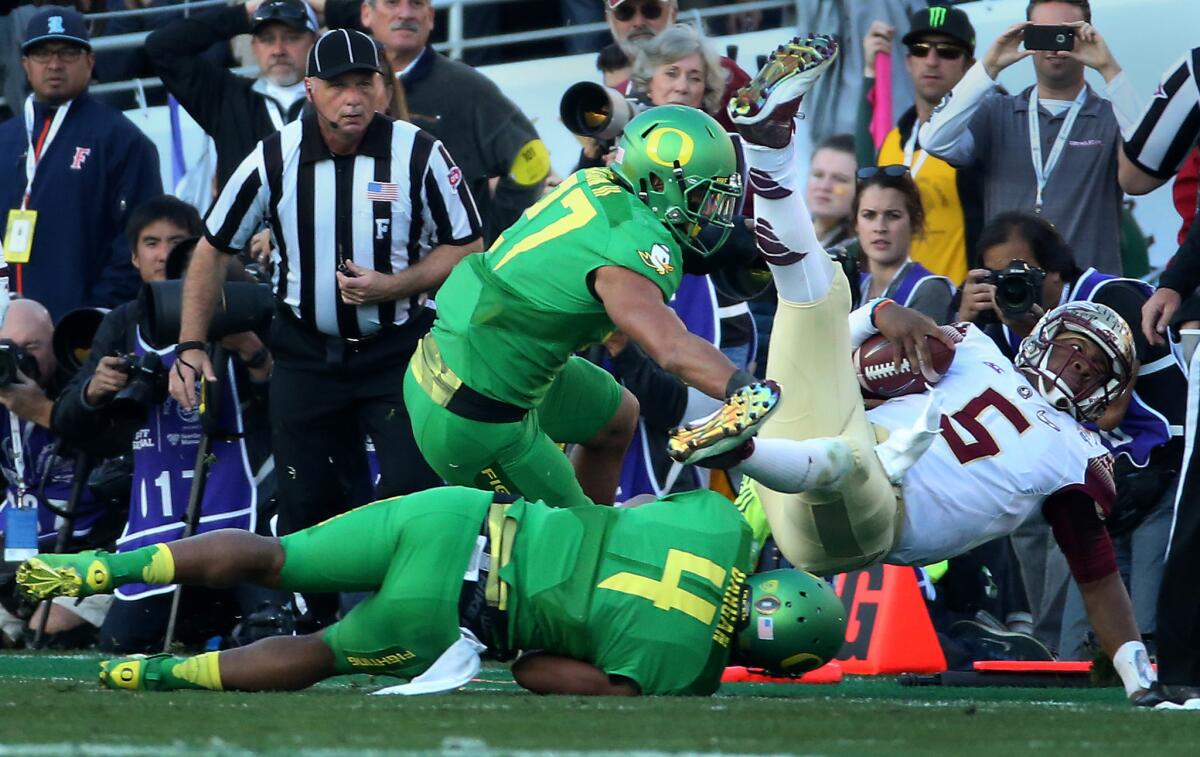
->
xmin=1 ymin=654 xmax=1198 ymax=755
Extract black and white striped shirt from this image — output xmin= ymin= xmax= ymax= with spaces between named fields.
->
xmin=1124 ymin=48 xmax=1200 ymax=181
xmin=204 ymin=114 xmax=481 ymax=338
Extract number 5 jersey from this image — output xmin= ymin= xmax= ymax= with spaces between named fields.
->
xmin=868 ymin=323 xmax=1115 ymax=567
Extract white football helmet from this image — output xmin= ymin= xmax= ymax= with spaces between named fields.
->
xmin=1015 ymin=301 xmax=1135 ymax=423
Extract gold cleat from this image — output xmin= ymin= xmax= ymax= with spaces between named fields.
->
xmin=728 ymin=34 xmax=839 ymax=148
xmin=668 ymin=380 xmax=781 ymax=464
xmin=15 ymin=551 xmax=111 ymax=601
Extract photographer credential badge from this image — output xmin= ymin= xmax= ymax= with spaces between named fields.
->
xmin=3 ymin=208 xmax=36 ymax=264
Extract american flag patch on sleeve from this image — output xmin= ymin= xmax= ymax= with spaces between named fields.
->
xmin=366 ymin=181 xmax=399 ymax=202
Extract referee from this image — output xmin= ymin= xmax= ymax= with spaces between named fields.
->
xmin=1118 ymin=47 xmax=1200 ymax=707
xmin=169 ymin=30 xmax=482 ymax=538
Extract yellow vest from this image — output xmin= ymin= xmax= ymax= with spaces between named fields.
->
xmin=879 ymin=126 xmax=968 ymax=285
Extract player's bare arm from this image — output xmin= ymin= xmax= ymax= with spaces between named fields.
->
xmin=168 ymin=237 xmax=232 ymax=411
xmin=512 ymin=653 xmax=640 ymax=697
xmin=595 ymin=265 xmax=739 ymax=400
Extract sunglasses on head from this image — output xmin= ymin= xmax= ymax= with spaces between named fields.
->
xmin=613 ymin=1 xmax=664 ymax=22
xmin=857 ymin=165 xmax=910 ymax=181
xmin=907 ymin=42 xmax=967 ymax=61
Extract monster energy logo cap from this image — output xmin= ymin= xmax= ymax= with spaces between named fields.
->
xmin=902 ymin=5 xmax=976 ymax=54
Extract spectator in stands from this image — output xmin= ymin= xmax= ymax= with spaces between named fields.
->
xmin=958 ymin=211 xmax=1186 ymax=653
xmin=629 ymin=22 xmax=726 ymax=119
xmin=362 ymin=0 xmax=549 ymax=243
xmin=605 ymin=0 xmax=673 ymax=58
xmin=854 ymin=166 xmax=953 ymax=323
xmin=604 ymin=1 xmax=748 ymax=132
xmin=806 ymin=134 xmax=858 ymax=250
xmin=919 ymin=0 xmax=1136 ymax=275
xmin=93 ymin=0 xmax=234 ymax=109
xmin=596 ymin=41 xmax=630 ymax=88
xmin=146 ymin=0 xmax=318 ymax=187
xmin=53 ymin=198 xmax=284 ymax=653
xmin=0 ymin=7 xmax=161 ymax=321
xmin=857 ymin=5 xmax=983 ymax=284
xmin=0 ymin=298 xmax=119 ymax=648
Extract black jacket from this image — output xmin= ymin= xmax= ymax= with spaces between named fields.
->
xmin=145 ymin=7 xmax=306 ymax=186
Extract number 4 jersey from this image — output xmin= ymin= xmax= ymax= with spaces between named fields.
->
xmin=867 ymin=324 xmax=1116 ymax=567
xmin=503 ymin=490 xmax=753 ymax=695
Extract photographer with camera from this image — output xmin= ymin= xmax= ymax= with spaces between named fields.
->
xmin=918 ymin=0 xmax=1137 ymax=275
xmin=958 ymin=210 xmax=1186 ymax=657
xmin=0 ymin=298 xmax=120 ymax=647
xmin=52 ymin=196 xmax=285 ymax=653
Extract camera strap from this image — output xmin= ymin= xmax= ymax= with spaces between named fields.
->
xmin=1027 ymin=86 xmax=1087 ymax=214
xmin=7 ymin=411 xmax=28 ymax=501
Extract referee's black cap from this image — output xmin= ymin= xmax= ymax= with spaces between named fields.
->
xmin=306 ymin=29 xmax=381 ymax=81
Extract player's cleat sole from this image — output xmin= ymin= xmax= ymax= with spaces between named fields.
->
xmin=949 ymin=620 xmax=1055 ymax=662
xmin=15 ymin=551 xmax=113 ymax=601
xmin=99 ymin=654 xmax=170 ymax=691
xmin=728 ymin=34 xmax=838 ymax=147
xmin=668 ymin=381 xmax=781 ymax=464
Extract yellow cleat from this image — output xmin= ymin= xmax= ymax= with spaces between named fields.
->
xmin=668 ymin=380 xmax=782 ymax=464
xmin=99 ymin=654 xmax=169 ymax=691
xmin=15 ymin=551 xmax=111 ymax=601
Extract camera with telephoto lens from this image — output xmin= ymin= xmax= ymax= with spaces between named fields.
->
xmin=0 ymin=339 xmax=40 ymax=386
xmin=139 ymin=280 xmax=275 ymax=350
xmin=560 ymin=82 xmax=648 ymax=149
xmin=109 ymin=351 xmax=168 ymax=419
xmin=983 ymin=260 xmax=1047 ymax=317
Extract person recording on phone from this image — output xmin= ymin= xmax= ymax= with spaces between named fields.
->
xmin=51 ymin=195 xmax=282 ymax=653
xmin=956 ymin=210 xmax=1186 ymax=654
xmin=919 ymin=0 xmax=1140 ymax=276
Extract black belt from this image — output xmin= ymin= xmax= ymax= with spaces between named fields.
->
xmin=276 ymin=303 xmax=431 ymax=363
xmin=411 ymin=335 xmax=528 ymax=423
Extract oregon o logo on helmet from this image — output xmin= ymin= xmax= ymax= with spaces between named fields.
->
xmin=928 ymin=6 xmax=946 ymax=27
xmin=644 ymin=127 xmax=695 ymax=168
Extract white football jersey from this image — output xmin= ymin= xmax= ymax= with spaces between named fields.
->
xmin=866 ymin=324 xmax=1115 ymax=566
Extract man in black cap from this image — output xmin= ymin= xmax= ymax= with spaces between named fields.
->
xmin=857 ymin=4 xmax=983 ymax=285
xmin=147 ymin=0 xmax=320 ymax=187
xmin=0 ymin=6 xmax=161 ymax=321
xmin=169 ymin=30 xmax=482 ymax=627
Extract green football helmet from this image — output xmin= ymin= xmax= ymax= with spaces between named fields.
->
xmin=610 ymin=105 xmax=743 ymax=257
xmin=736 ymin=570 xmax=847 ymax=674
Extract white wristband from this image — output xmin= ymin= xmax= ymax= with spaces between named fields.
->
xmin=1113 ymin=640 xmax=1156 ymax=696
xmin=1104 ymin=71 xmax=1144 ymax=142
xmin=849 ymin=299 xmax=882 ymax=351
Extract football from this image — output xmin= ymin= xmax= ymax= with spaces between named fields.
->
xmin=853 ymin=324 xmax=963 ymax=398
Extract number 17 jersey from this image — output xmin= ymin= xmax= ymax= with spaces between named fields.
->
xmin=432 ymin=168 xmax=683 ymax=408
xmin=867 ymin=324 xmax=1115 ymax=567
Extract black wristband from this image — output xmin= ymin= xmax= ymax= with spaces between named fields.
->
xmin=725 ymin=369 xmax=756 ymax=398
xmin=175 ymin=341 xmax=207 ymax=357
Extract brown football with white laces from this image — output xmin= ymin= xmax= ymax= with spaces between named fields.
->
xmin=853 ymin=324 xmax=963 ymax=398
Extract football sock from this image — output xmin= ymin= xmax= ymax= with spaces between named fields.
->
xmin=742 ymin=138 xmax=834 ymax=305
xmin=734 ymin=437 xmax=854 ymax=492
xmin=159 ymin=652 xmax=224 ymax=691
xmin=102 ymin=544 xmax=176 ymax=587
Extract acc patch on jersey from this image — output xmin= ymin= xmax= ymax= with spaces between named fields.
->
xmin=510 ymin=139 xmax=550 ymax=187
xmin=639 ymin=243 xmax=674 ymax=276
xmin=447 ymin=166 xmax=463 ymax=189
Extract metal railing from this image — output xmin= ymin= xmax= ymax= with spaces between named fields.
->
xmin=3 ymin=0 xmax=795 ymax=107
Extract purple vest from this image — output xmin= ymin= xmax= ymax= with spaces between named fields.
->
xmin=0 ymin=409 xmax=105 ymax=549
xmin=859 ymin=260 xmax=951 ymax=309
xmin=116 ymin=329 xmax=256 ymax=599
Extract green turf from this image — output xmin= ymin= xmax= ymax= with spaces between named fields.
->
xmin=1 ymin=653 xmax=1198 ymax=755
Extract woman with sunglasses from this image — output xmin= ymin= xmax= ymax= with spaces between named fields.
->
xmin=854 ymin=165 xmax=954 ymax=324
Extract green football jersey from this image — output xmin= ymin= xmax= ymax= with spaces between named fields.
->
xmin=502 ymin=490 xmax=753 ymax=696
xmin=432 ymin=168 xmax=684 ymax=408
